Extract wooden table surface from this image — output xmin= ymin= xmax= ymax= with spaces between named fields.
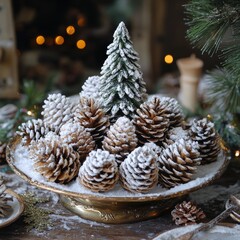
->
xmin=0 ymin=158 xmax=239 ymax=240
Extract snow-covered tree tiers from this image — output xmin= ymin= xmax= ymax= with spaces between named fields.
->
xmin=98 ymin=21 xmax=147 ymax=118
xmin=15 ymin=22 xmax=222 ymax=194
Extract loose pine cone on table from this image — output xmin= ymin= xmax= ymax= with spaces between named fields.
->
xmin=59 ymin=121 xmax=95 ymax=162
xmin=32 ymin=138 xmax=80 ymax=184
xmin=158 ymin=139 xmax=201 ymax=189
xmin=133 ymin=97 xmax=170 ymax=145
xmin=159 ymin=96 xmax=184 ymax=128
xmin=189 ymin=118 xmax=220 ymax=164
xmin=171 ymin=201 xmax=206 ymax=226
xmin=0 ymin=178 xmax=12 ymax=218
xmin=119 ymin=144 xmax=158 ymax=193
xmin=78 ymin=149 xmax=119 ymax=192
xmin=102 ymin=116 xmax=138 ymax=165
xmin=41 ymin=93 xmax=74 ymax=133
xmin=74 ymin=97 xmax=110 ymax=145
xmin=17 ymin=119 xmax=49 ymax=145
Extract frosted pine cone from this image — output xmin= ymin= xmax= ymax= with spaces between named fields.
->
xmin=79 ymin=76 xmax=102 ymax=103
xmin=60 ymin=121 xmax=95 ymax=162
xmin=78 ymin=149 xmax=118 ymax=192
xmin=158 ymin=139 xmax=201 ymax=188
xmin=0 ymin=141 xmax=7 ymax=164
xmin=119 ymin=144 xmax=158 ymax=193
xmin=17 ymin=119 xmax=49 ymax=145
xmin=171 ymin=201 xmax=206 ymax=225
xmin=160 ymin=96 xmax=184 ymax=128
xmin=33 ymin=138 xmax=80 ymax=183
xmin=102 ymin=117 xmax=138 ymax=165
xmin=41 ymin=93 xmax=74 ymax=133
xmin=74 ymin=97 xmax=110 ymax=144
xmin=189 ymin=118 xmax=220 ymax=164
xmin=133 ymin=97 xmax=170 ymax=145
xmin=0 ymin=178 xmax=12 ymax=218
xmin=0 ymin=104 xmax=17 ymax=121
xmin=163 ymin=127 xmax=190 ymax=147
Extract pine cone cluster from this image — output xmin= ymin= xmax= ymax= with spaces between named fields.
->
xmin=158 ymin=139 xmax=201 ymax=188
xmin=74 ymin=97 xmax=110 ymax=144
xmin=41 ymin=93 xmax=74 ymax=133
xmin=60 ymin=121 xmax=95 ymax=162
xmin=102 ymin=117 xmax=138 ymax=165
xmin=17 ymin=119 xmax=49 ymax=145
xmin=171 ymin=201 xmax=206 ymax=225
xmin=78 ymin=149 xmax=119 ymax=192
xmin=133 ymin=97 xmax=170 ymax=145
xmin=33 ymin=138 xmax=80 ymax=183
xmin=189 ymin=118 xmax=220 ymax=164
xmin=119 ymin=144 xmax=158 ymax=193
xmin=0 ymin=178 xmax=12 ymax=218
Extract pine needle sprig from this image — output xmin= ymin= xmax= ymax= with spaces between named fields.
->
xmin=185 ymin=1 xmax=240 ymax=56
xmin=204 ymin=69 xmax=240 ymax=113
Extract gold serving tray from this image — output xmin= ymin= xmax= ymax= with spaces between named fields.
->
xmin=6 ymin=136 xmax=230 ymax=224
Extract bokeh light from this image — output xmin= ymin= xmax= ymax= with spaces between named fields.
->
xmin=164 ymin=54 xmax=174 ymax=64
xmin=55 ymin=36 xmax=64 ymax=45
xmin=76 ymin=39 xmax=86 ymax=49
xmin=36 ymin=35 xmax=45 ymax=45
xmin=66 ymin=25 xmax=75 ymax=35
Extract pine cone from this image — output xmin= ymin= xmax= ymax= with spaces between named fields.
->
xmin=133 ymin=97 xmax=170 ymax=145
xmin=0 ymin=104 xmax=17 ymax=121
xmin=78 ymin=149 xmax=118 ymax=192
xmin=163 ymin=127 xmax=190 ymax=147
xmin=74 ymin=97 xmax=110 ymax=144
xmin=17 ymin=119 xmax=50 ymax=145
xmin=60 ymin=121 xmax=95 ymax=162
xmin=189 ymin=118 xmax=220 ymax=164
xmin=102 ymin=117 xmax=138 ymax=165
xmin=0 ymin=141 xmax=7 ymax=164
xmin=158 ymin=139 xmax=201 ymax=189
xmin=160 ymin=96 xmax=184 ymax=128
xmin=79 ymin=76 xmax=102 ymax=103
xmin=33 ymin=138 xmax=80 ymax=184
xmin=171 ymin=201 xmax=206 ymax=225
xmin=0 ymin=178 xmax=12 ymax=218
xmin=119 ymin=144 xmax=158 ymax=193
xmin=41 ymin=93 xmax=74 ymax=133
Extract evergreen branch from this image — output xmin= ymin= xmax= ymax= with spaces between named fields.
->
xmin=185 ymin=1 xmax=240 ymax=55
xmin=213 ymin=113 xmax=240 ymax=149
xmin=204 ymin=69 xmax=240 ymax=113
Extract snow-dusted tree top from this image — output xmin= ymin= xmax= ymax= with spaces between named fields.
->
xmin=99 ymin=21 xmax=147 ymax=118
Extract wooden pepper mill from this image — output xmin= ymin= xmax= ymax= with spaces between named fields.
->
xmin=176 ymin=54 xmax=203 ymax=112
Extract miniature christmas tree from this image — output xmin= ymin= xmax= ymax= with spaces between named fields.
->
xmin=99 ymin=22 xmax=147 ymax=119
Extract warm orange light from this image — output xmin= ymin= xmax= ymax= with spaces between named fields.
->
xmin=235 ymin=150 xmax=240 ymax=157
xmin=76 ymin=39 xmax=86 ymax=49
xmin=77 ymin=16 xmax=86 ymax=27
xmin=36 ymin=35 xmax=45 ymax=45
xmin=55 ymin=36 xmax=64 ymax=45
xmin=66 ymin=25 xmax=75 ymax=35
xmin=164 ymin=54 xmax=174 ymax=64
